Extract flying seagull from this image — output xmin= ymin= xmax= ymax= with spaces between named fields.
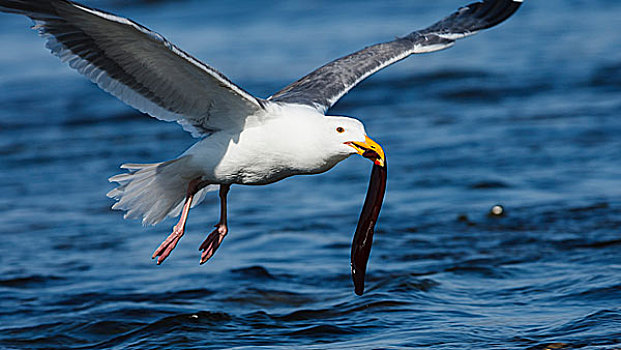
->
xmin=0 ymin=0 xmax=521 ymax=295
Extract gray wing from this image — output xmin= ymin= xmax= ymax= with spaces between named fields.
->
xmin=269 ymin=0 xmax=522 ymax=114
xmin=0 ymin=0 xmax=265 ymax=137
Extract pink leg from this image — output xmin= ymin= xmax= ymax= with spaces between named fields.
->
xmin=199 ymin=184 xmax=231 ymax=264
xmin=152 ymin=178 xmax=205 ymax=265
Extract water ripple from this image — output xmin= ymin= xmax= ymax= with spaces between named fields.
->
xmin=1 ymin=1 xmax=621 ymax=349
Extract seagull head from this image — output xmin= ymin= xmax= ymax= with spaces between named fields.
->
xmin=326 ymin=116 xmax=385 ymax=167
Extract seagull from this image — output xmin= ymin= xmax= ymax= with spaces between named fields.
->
xmin=0 ymin=0 xmax=521 ymax=295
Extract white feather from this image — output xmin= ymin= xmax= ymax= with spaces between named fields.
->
xmin=107 ymin=156 xmax=217 ymax=226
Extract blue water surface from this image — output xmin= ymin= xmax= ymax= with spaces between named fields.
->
xmin=0 ymin=1 xmax=620 ymax=349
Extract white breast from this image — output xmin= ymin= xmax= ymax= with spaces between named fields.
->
xmin=184 ymin=105 xmax=348 ymax=185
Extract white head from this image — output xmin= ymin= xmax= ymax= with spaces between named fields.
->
xmin=320 ymin=116 xmax=385 ymax=167
xmin=259 ymin=106 xmax=386 ymax=175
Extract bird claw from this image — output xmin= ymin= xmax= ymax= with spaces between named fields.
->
xmin=199 ymin=224 xmax=228 ymax=264
xmin=152 ymin=224 xmax=184 ymax=265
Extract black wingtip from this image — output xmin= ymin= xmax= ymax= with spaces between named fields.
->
xmin=0 ymin=0 xmax=61 ymax=16
xmin=421 ymin=0 xmax=522 ymax=38
xmin=463 ymin=0 xmax=522 ymax=31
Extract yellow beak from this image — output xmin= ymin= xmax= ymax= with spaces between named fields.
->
xmin=348 ymin=135 xmax=386 ymax=167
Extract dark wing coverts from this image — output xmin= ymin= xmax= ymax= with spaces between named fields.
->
xmin=0 ymin=0 xmax=265 ymax=136
xmin=269 ymin=0 xmax=522 ymax=113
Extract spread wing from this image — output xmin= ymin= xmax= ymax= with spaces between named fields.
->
xmin=269 ymin=0 xmax=522 ymax=114
xmin=0 ymin=0 xmax=266 ymax=137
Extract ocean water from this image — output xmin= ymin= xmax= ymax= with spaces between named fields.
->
xmin=0 ymin=1 xmax=620 ymax=349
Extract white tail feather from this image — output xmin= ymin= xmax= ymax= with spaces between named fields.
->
xmin=107 ymin=156 xmax=217 ymax=226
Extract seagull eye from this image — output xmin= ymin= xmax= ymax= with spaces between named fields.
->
xmin=336 ymin=127 xmax=345 ymax=133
